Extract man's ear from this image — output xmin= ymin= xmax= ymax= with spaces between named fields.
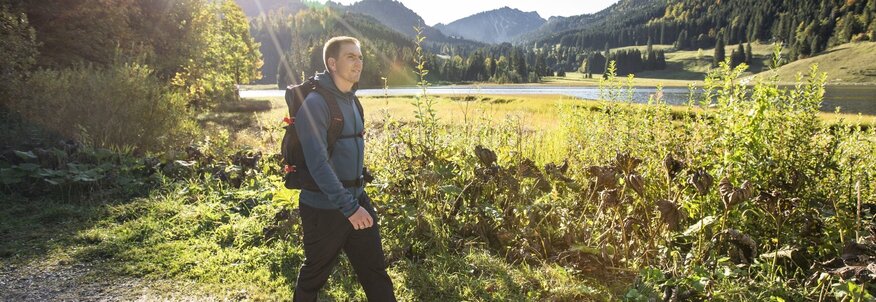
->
xmin=327 ymin=57 xmax=336 ymax=72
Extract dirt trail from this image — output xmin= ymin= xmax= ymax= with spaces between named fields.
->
xmin=0 ymin=260 xmax=216 ymax=301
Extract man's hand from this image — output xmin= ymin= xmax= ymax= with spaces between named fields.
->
xmin=348 ymin=207 xmax=373 ymax=230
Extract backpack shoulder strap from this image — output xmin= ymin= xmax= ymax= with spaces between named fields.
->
xmin=314 ymin=87 xmax=344 ymax=156
xmin=353 ymin=95 xmax=364 ymax=124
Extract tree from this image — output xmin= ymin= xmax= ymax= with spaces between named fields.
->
xmin=869 ymin=20 xmax=876 ymax=41
xmin=465 ymin=51 xmax=486 ymax=81
xmin=510 ymin=47 xmax=527 ymax=81
xmin=492 ymin=55 xmax=511 ymax=83
xmin=714 ymin=34 xmax=726 ymax=67
xmin=483 ymin=57 xmax=494 ymax=79
xmin=277 ymin=55 xmax=293 ymax=89
xmin=19 ymin=0 xmax=134 ymax=69
xmin=840 ymin=14 xmax=856 ymax=43
xmin=660 ymin=22 xmax=666 ymax=44
xmin=676 ymin=30 xmax=689 ymax=50
xmin=745 ymin=42 xmax=753 ymax=64
xmin=810 ymin=35 xmax=822 ymax=55
xmin=656 ymin=51 xmax=666 ymax=69
xmin=534 ymin=51 xmax=549 ymax=77
xmin=730 ymin=43 xmax=745 ymax=67
xmin=218 ymin=0 xmax=263 ymax=85
xmin=0 ymin=6 xmax=38 ymax=106
xmin=171 ymin=0 xmax=265 ymax=105
xmin=646 ymin=37 xmax=655 ymax=69
xmin=603 ymin=42 xmax=610 ymax=76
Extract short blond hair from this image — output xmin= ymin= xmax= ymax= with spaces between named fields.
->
xmin=323 ymin=36 xmax=361 ymax=71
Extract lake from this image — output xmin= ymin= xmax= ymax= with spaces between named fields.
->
xmin=240 ymin=85 xmax=876 ymax=115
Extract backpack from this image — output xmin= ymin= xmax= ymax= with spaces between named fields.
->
xmin=280 ymin=77 xmax=369 ymax=191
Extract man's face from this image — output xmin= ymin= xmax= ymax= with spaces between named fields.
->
xmin=329 ymin=42 xmax=363 ymax=86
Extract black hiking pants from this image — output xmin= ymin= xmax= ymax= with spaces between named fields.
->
xmin=293 ymin=193 xmax=396 ymax=302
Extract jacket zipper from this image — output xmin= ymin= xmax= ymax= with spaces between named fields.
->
xmin=349 ymin=95 xmax=362 ymax=182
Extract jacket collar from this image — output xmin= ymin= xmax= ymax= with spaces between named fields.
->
xmin=314 ymin=71 xmax=358 ymax=99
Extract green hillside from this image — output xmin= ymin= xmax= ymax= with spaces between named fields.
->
xmin=753 ymin=42 xmax=876 ymax=84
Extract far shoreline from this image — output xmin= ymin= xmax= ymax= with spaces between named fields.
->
xmin=241 ymin=80 xmax=876 ymax=91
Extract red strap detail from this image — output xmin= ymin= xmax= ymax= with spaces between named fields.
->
xmin=284 ymin=165 xmax=297 ymax=173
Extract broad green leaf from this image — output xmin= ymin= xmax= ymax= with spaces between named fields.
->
xmin=439 ymin=185 xmax=462 ymax=196
xmin=13 ymin=150 xmax=37 ymax=160
xmin=17 ymin=163 xmax=40 ymax=172
xmin=683 ymin=215 xmax=716 ymax=237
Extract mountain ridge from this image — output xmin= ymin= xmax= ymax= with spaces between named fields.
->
xmin=434 ymin=7 xmax=545 ymax=44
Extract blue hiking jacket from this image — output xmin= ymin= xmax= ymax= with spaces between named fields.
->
xmin=295 ymin=71 xmax=365 ymax=217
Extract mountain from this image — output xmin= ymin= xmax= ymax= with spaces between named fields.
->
xmin=519 ymin=0 xmax=662 ymax=45
xmin=233 ymin=0 xmax=442 ymax=40
xmin=434 ymin=7 xmax=545 ymax=44
xmin=342 ymin=0 xmax=429 ymax=38
xmin=234 ymin=0 xmax=310 ymax=17
xmin=339 ymin=0 xmax=486 ymax=46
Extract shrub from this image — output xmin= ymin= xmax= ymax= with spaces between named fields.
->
xmin=0 ymin=6 xmax=38 ymax=107
xmin=8 ymin=63 xmax=197 ymax=152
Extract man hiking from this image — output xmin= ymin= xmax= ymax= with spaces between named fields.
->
xmin=292 ymin=36 xmax=395 ymax=301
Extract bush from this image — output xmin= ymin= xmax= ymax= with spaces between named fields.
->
xmin=0 ymin=6 xmax=38 ymax=107
xmin=7 ymin=63 xmax=197 ymax=152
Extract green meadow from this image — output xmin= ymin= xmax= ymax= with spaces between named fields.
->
xmin=4 ymin=62 xmax=876 ymax=300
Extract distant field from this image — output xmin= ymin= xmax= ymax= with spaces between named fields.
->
xmin=543 ymin=42 xmax=783 ymax=86
xmin=541 ymin=71 xmax=701 ymax=87
xmin=238 ymin=84 xmax=277 ymax=90
xmin=248 ymin=94 xmax=585 ymax=133
xmin=241 ymin=94 xmax=873 ymax=137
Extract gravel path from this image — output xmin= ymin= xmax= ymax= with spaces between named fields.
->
xmin=0 ymin=260 xmax=217 ymax=301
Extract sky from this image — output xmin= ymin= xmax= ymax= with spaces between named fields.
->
xmin=324 ymin=0 xmax=621 ymax=26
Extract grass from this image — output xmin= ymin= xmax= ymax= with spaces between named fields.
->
xmin=0 ymin=166 xmax=630 ymax=300
xmin=247 ymin=94 xmax=874 ymax=143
